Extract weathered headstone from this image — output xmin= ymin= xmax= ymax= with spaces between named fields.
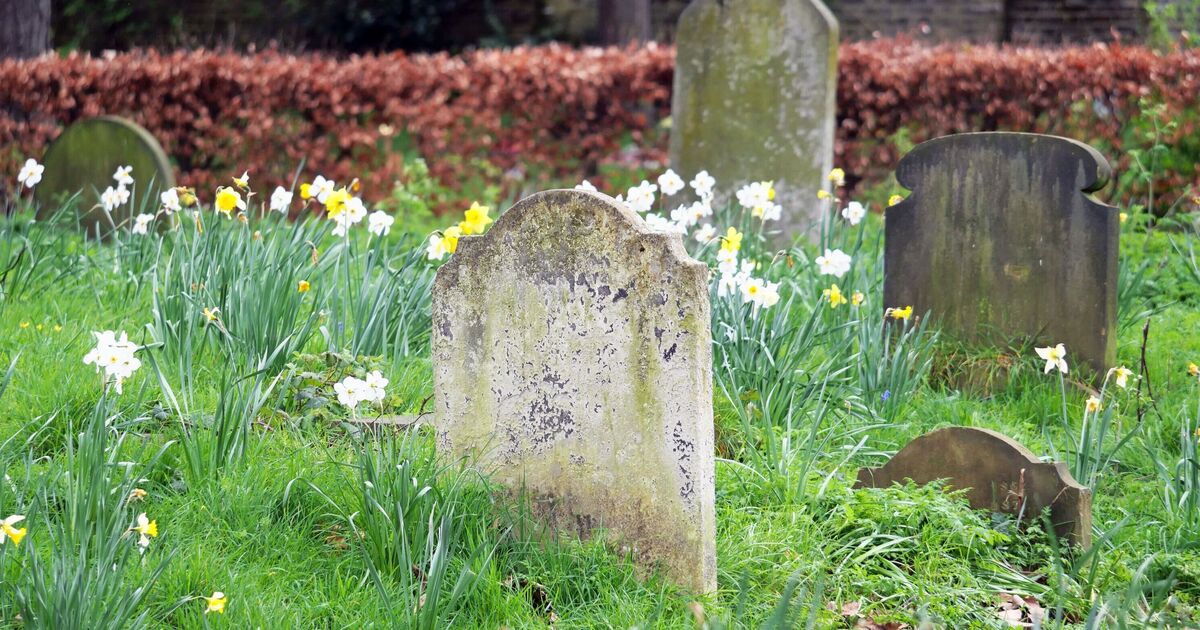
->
xmin=670 ymin=0 xmax=838 ymax=236
xmin=433 ymin=189 xmax=717 ymax=592
xmin=856 ymin=427 xmax=1092 ymax=547
xmin=35 ymin=116 xmax=175 ymax=232
xmin=885 ymin=132 xmax=1118 ymax=377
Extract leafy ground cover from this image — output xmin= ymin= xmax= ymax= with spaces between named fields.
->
xmin=0 ymin=164 xmax=1199 ymax=628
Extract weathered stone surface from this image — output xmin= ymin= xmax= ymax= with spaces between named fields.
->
xmin=432 ymin=189 xmax=717 ymax=592
xmin=856 ymin=427 xmax=1092 ymax=547
xmin=885 ymin=132 xmax=1119 ymax=377
xmin=670 ymin=0 xmax=838 ymax=237
xmin=35 ymin=116 xmax=174 ymax=232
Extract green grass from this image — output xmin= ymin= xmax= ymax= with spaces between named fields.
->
xmin=1 ymin=187 xmax=1199 ymax=629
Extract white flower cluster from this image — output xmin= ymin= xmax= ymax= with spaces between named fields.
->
xmin=101 ymin=166 xmax=134 ymax=213
xmin=716 ymin=249 xmax=780 ymax=309
xmin=736 ymin=181 xmax=781 ymax=222
xmin=331 ymin=197 xmax=368 ymax=237
xmin=82 ymin=330 xmax=142 ymax=394
xmin=334 ymin=371 xmax=389 ymax=411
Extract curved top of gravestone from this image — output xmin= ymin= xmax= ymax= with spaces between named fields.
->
xmin=895 ymin=132 xmax=1111 ymax=199
xmin=35 ymin=116 xmax=175 ymax=230
xmin=436 ymin=189 xmax=706 ymax=291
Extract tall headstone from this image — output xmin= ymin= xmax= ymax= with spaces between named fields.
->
xmin=35 ymin=116 xmax=175 ymax=232
xmin=433 ymin=190 xmax=717 ymax=592
xmin=856 ymin=427 xmax=1092 ymax=547
xmin=885 ymin=132 xmax=1118 ymax=377
xmin=670 ymin=0 xmax=838 ymax=236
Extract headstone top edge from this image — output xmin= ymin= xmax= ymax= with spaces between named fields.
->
xmin=895 ymin=132 xmax=1112 ymax=194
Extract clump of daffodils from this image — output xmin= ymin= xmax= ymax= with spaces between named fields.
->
xmin=427 ymin=202 xmax=494 ymax=261
xmin=736 ymin=181 xmax=781 ymax=222
xmin=334 ymin=370 xmax=389 ymax=412
xmin=82 ymin=330 xmax=142 ymax=394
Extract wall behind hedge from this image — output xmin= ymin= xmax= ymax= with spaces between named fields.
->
xmin=2 ymin=39 xmax=1198 ymax=209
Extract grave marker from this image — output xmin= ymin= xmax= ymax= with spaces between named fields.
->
xmin=670 ymin=0 xmax=838 ymax=237
xmin=35 ymin=116 xmax=175 ymax=233
xmin=885 ymin=132 xmax=1118 ymax=376
xmin=432 ymin=189 xmax=717 ymax=592
xmin=856 ymin=427 xmax=1092 ymax=547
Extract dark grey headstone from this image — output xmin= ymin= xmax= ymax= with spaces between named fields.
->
xmin=885 ymin=132 xmax=1118 ymax=377
xmin=856 ymin=427 xmax=1092 ymax=547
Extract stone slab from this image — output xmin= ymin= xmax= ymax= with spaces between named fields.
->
xmin=856 ymin=426 xmax=1092 ymax=547
xmin=432 ymin=189 xmax=717 ymax=592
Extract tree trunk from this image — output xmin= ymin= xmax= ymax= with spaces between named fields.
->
xmin=597 ymin=0 xmax=652 ymax=45
xmin=0 ymin=0 xmax=52 ymax=59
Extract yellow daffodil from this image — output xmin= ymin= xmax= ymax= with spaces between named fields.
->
xmin=817 ymin=190 xmax=831 ymax=200
xmin=232 ymin=171 xmax=249 ymax=190
xmin=766 ymin=181 xmax=776 ymax=201
xmin=1189 ymin=362 xmax=1199 ymax=378
xmin=886 ymin=305 xmax=913 ymax=321
xmin=324 ymin=187 xmax=351 ymax=218
xmin=1086 ymin=396 xmax=1101 ymax=413
xmin=19 ymin=321 xmax=29 ymax=329
xmin=205 ymin=592 xmax=227 ymax=614
xmin=300 ymin=183 xmax=313 ymax=200
xmin=443 ymin=225 xmax=462 ymax=254
xmin=1 ymin=514 xmax=27 ymax=547
xmin=1119 ymin=212 xmax=1128 ymax=224
xmin=720 ymin=227 xmax=742 ymax=254
xmin=828 ymin=168 xmax=845 ymax=187
xmin=460 ymin=201 xmax=493 ymax=235
xmin=297 ymin=280 xmax=311 ymax=293
xmin=53 ymin=324 xmax=62 ymax=332
xmin=1112 ymin=366 xmax=1132 ymax=388
xmin=128 ymin=488 xmax=147 ymax=503
xmin=823 ymin=284 xmax=848 ymax=308
xmin=202 ymin=307 xmax=220 ymax=322
xmin=888 ymin=194 xmax=904 ymax=207
xmin=214 ymin=187 xmax=245 ymax=215
xmin=851 ymin=291 xmax=864 ymax=306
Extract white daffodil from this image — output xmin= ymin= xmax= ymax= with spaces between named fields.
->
xmin=740 ymin=276 xmax=766 ymax=305
xmin=82 ymin=330 xmax=142 ymax=394
xmin=426 ymin=234 xmax=449 ymax=261
xmin=842 ymin=201 xmax=867 ymax=226
xmin=1112 ymin=366 xmax=1132 ymax=388
xmin=690 ymin=170 xmax=715 ymax=200
xmin=113 ymin=165 xmax=134 ymax=187
xmin=269 ymin=186 xmax=293 ymax=213
xmin=625 ymin=180 xmax=657 ymax=213
xmin=694 ymin=223 xmax=717 ymax=244
xmin=368 ymin=210 xmax=394 ymax=236
xmin=1035 ymin=344 xmax=1069 ymax=374
xmin=160 ymin=188 xmax=181 ymax=213
xmin=101 ymin=186 xmax=127 ymax=212
xmin=17 ymin=158 xmax=44 ymax=188
xmin=752 ymin=201 xmax=782 ymax=222
xmin=575 ymin=180 xmax=598 ymax=193
xmin=132 ymin=213 xmax=155 ymax=235
xmin=645 ymin=213 xmax=685 ymax=235
xmin=736 ymin=182 xmax=771 ymax=209
xmin=657 ymin=169 xmax=685 ymax=196
xmin=717 ymin=273 xmax=739 ymax=298
xmin=815 ymin=248 xmax=852 ymax=277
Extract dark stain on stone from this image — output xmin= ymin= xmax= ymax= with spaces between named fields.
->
xmin=663 ymin=343 xmax=678 ymax=361
xmin=527 ymin=394 xmax=576 ymax=446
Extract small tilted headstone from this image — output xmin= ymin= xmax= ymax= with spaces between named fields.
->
xmin=855 ymin=427 xmax=1092 ymax=547
xmin=35 ymin=116 xmax=175 ymax=232
xmin=670 ymin=0 xmax=838 ymax=237
xmin=885 ymin=132 xmax=1119 ymax=377
xmin=432 ymin=190 xmax=717 ymax=592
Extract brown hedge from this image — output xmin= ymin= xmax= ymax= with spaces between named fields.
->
xmin=2 ymin=40 xmax=1198 ymax=208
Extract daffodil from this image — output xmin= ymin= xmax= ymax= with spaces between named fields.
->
xmin=689 ymin=171 xmax=715 ymax=200
xmin=828 ymin=168 xmax=845 ymax=187
xmin=82 ymin=330 xmax=141 ymax=394
xmin=17 ymin=158 xmax=43 ymax=188
xmin=132 ymin=512 xmax=157 ymax=550
xmin=205 ymin=592 xmax=227 ymax=614
xmin=888 ymin=194 xmax=904 ymax=207
xmin=367 ymin=210 xmax=394 ymax=236
xmin=815 ymin=249 xmax=851 ymax=277
xmin=160 ymin=188 xmax=182 ymax=213
xmin=269 ymin=186 xmax=292 ymax=213
xmin=719 ymin=227 xmax=742 ymax=254
xmin=841 ymin=201 xmax=866 ymax=225
xmin=202 ymin=307 xmax=220 ymax=322
xmin=817 ymin=189 xmax=831 ymax=200
xmin=886 ymin=305 xmax=913 ymax=321
xmin=113 ymin=165 xmax=134 ymax=187
xmin=1119 ymin=212 xmax=1128 ymax=224
xmin=575 ymin=180 xmax=598 ymax=192
xmin=324 ymin=187 xmax=352 ymax=218
xmin=851 ymin=291 xmax=864 ymax=306
xmin=657 ymin=169 xmax=685 ymax=196
xmin=442 ymin=226 xmax=462 ymax=254
xmin=1189 ymin=362 xmax=1199 ymax=378
xmin=233 ymin=170 xmax=249 ymax=190
xmin=297 ymin=280 xmax=311 ymax=293
xmin=215 ymin=187 xmax=245 ymax=215
xmin=460 ymin=202 xmax=493 ymax=235
xmin=176 ymin=187 xmax=198 ymax=207
xmin=1086 ymin=396 xmax=1101 ymax=413
xmin=1036 ymin=344 xmax=1069 ymax=375
xmin=823 ymin=284 xmax=848 ymax=308
xmin=1 ymin=514 xmax=27 ymax=546
xmin=1112 ymin=366 xmax=1132 ymax=388
xmin=128 ymin=488 xmax=147 ymax=503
